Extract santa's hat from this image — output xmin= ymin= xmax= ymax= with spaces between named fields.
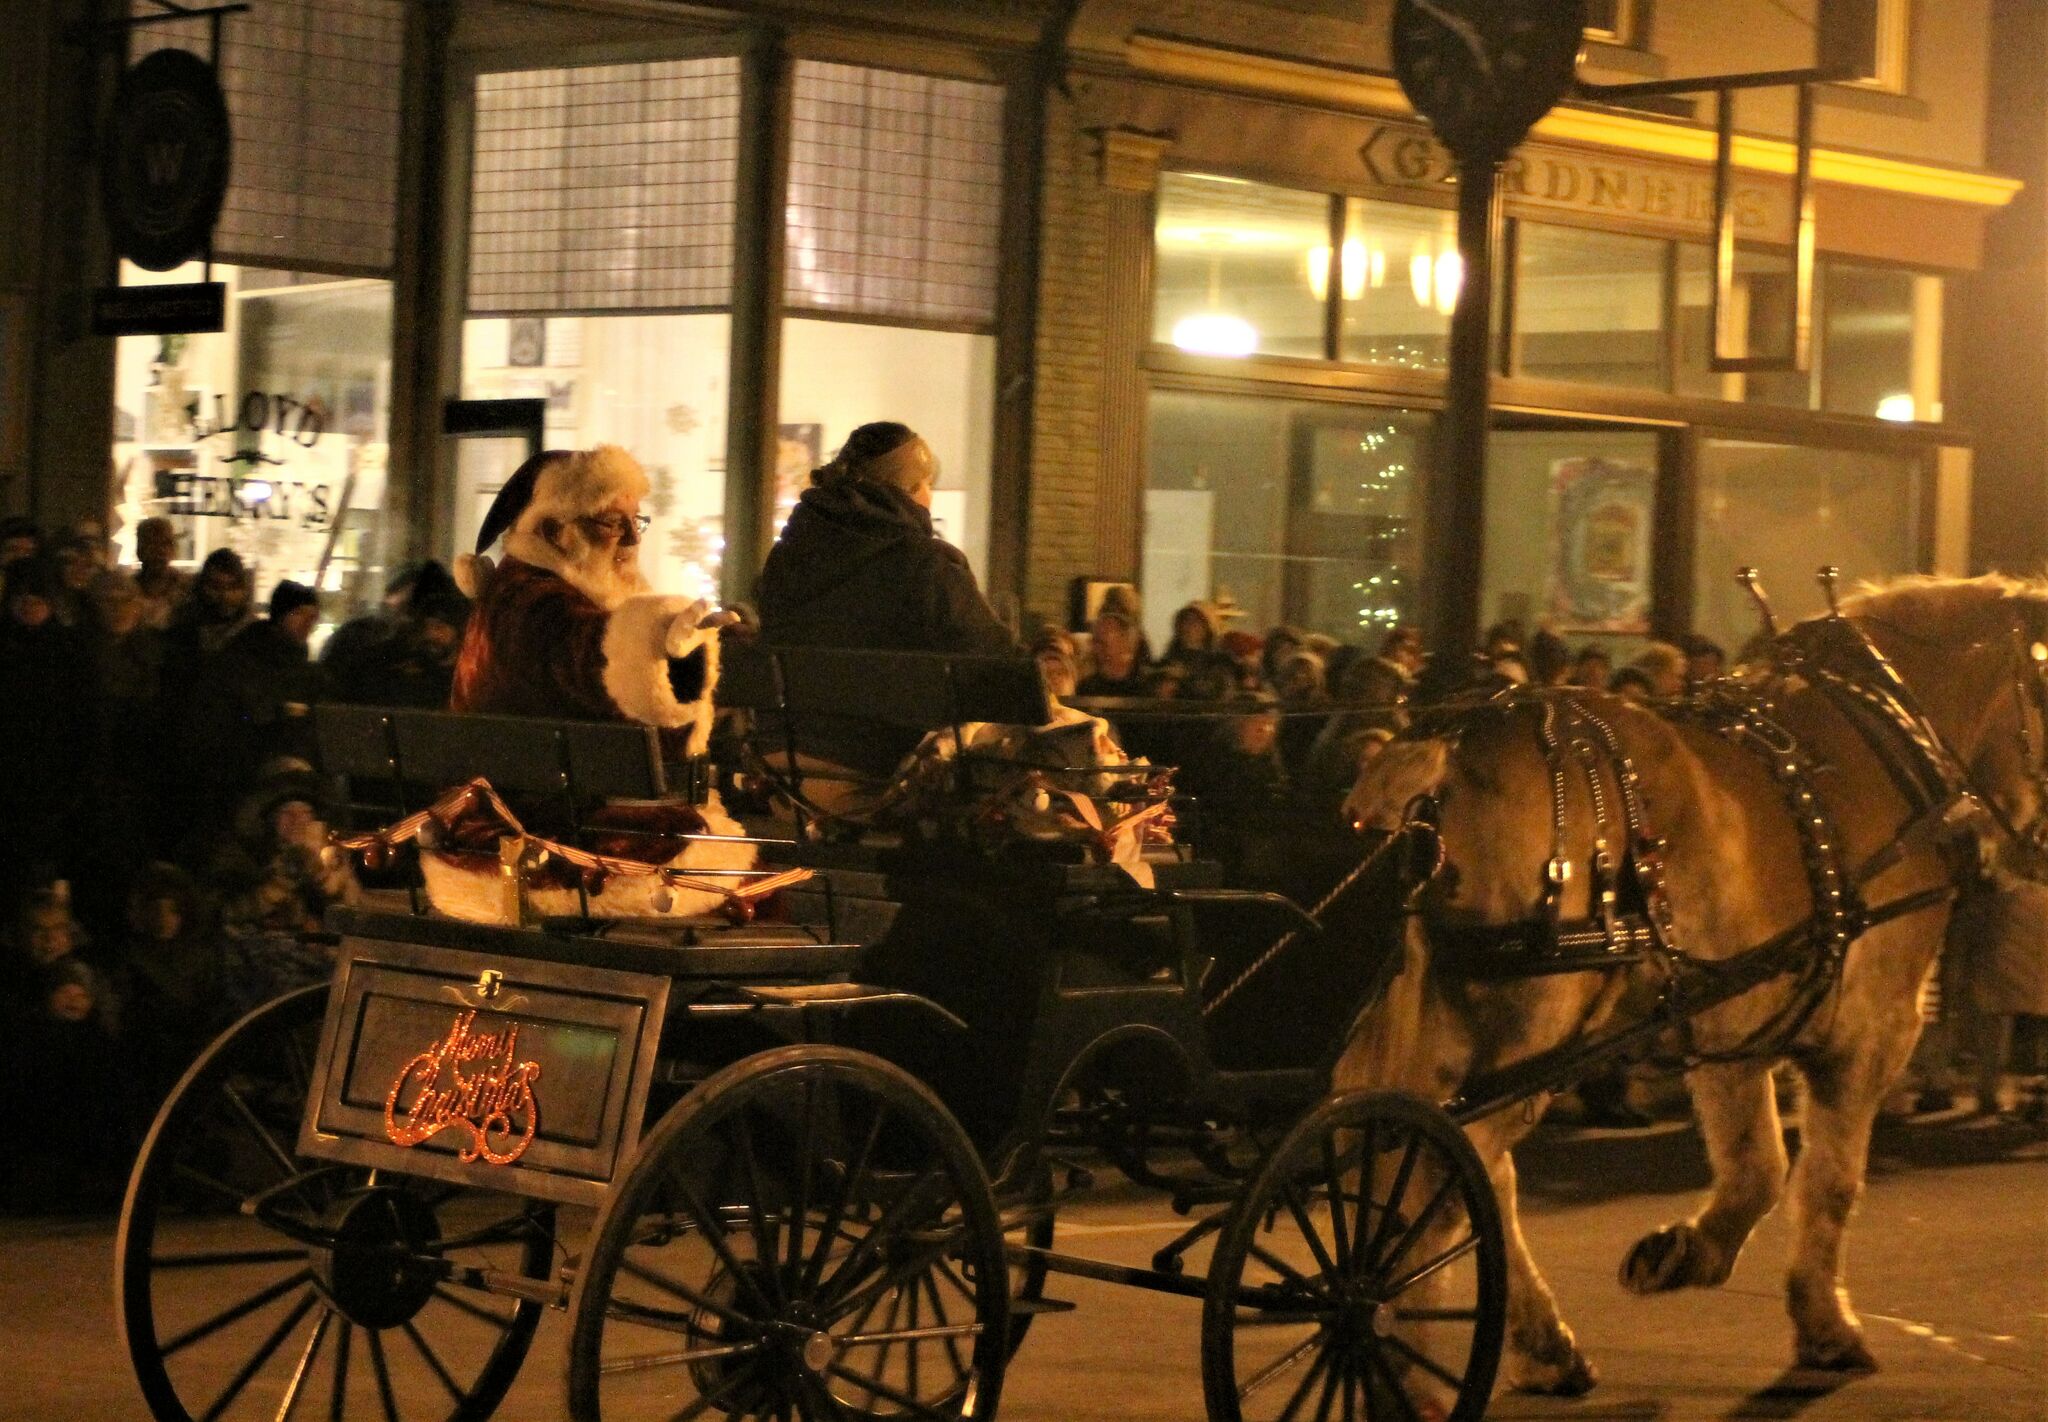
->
xmin=459 ymin=445 xmax=651 ymax=596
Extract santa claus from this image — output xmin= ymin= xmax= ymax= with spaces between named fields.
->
xmin=423 ymin=444 xmax=754 ymax=924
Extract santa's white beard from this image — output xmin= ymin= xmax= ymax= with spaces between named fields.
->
xmin=528 ymin=527 xmax=651 ymax=610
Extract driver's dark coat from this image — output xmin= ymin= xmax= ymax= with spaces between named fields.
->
xmin=757 ymin=478 xmax=1017 ymax=773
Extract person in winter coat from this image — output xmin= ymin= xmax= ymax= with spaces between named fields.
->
xmin=757 ymin=421 xmax=1017 ymax=776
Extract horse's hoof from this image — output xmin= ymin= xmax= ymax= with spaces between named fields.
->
xmin=1619 ymin=1223 xmax=1700 ymax=1293
xmin=1509 ymin=1333 xmax=1600 ymax=1396
xmin=1796 ymin=1332 xmax=1879 ymax=1373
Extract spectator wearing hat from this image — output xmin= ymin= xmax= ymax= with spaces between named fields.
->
xmin=205 ymin=581 xmax=328 ymax=798
xmin=1680 ymin=633 xmax=1727 ymax=686
xmin=1077 ymin=606 xmax=1151 ymax=697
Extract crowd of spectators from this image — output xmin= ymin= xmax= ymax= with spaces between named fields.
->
xmin=1038 ymin=587 xmax=1731 ymax=827
xmin=0 ymin=514 xmax=470 ymax=1210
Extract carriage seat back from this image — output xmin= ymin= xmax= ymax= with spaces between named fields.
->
xmin=313 ymin=703 xmax=684 ymax=822
xmin=717 ymin=642 xmax=1052 ymax=733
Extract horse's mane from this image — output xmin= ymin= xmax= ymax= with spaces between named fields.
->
xmin=1835 ymin=571 xmax=2048 ymax=629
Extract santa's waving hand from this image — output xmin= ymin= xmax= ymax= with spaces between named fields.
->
xmin=452 ymin=445 xmax=727 ymax=758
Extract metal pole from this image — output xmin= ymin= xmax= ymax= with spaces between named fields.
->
xmin=1426 ymin=156 xmax=1503 ymax=656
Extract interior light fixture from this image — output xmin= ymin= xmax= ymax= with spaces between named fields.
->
xmin=1433 ymin=250 xmax=1463 ymax=315
xmin=1874 ymin=393 xmax=1916 ymax=422
xmin=1172 ymin=313 xmax=1259 ymax=356
xmin=1306 ymin=240 xmax=1375 ymax=303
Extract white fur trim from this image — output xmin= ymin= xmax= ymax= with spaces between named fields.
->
xmin=522 ymin=446 xmax=650 ymax=530
xmin=601 ymin=595 xmax=721 ymax=756
xmin=420 ymin=793 xmax=757 ymax=924
xmin=453 ymin=552 xmax=492 ymax=599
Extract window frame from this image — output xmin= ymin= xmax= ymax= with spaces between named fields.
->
xmin=1582 ymin=0 xmax=1641 ymax=49
xmin=1825 ymin=0 xmax=1911 ymax=95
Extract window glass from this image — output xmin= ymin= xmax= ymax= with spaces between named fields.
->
xmin=1584 ymin=0 xmax=1635 ymax=42
xmin=785 ymin=62 xmax=1004 ymax=327
xmin=1674 ymin=244 xmax=1812 ymax=407
xmin=775 ymin=320 xmax=996 ymax=580
xmin=460 ymin=314 xmax=732 ymax=598
xmin=1142 ymin=391 xmax=1430 ymax=647
xmin=1482 ymin=426 xmax=1663 ymax=649
xmin=1338 ymin=199 xmax=1458 ymax=371
xmin=1514 ymin=223 xmax=1668 ymax=389
xmin=1153 ymin=174 xmax=1329 ymax=359
xmin=1692 ymin=440 xmax=1920 ymax=651
xmin=132 ymin=0 xmax=404 ymax=273
xmin=469 ymin=59 xmax=741 ymax=315
xmin=111 ymin=261 xmax=394 ymax=619
xmin=1822 ymin=263 xmax=1932 ymax=422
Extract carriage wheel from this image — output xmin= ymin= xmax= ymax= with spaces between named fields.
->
xmin=118 ymin=986 xmax=555 ymax=1422
xmin=566 ymin=1045 xmax=1008 ymax=1422
xmin=1201 ymin=1092 xmax=1506 ymax=1422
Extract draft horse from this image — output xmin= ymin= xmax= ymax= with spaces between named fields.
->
xmin=1338 ymin=575 xmax=2048 ymax=1392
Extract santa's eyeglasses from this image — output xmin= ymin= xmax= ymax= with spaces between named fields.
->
xmin=575 ymin=512 xmax=652 ymax=543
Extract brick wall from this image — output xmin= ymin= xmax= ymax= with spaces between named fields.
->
xmin=1022 ymin=89 xmax=1110 ymax=630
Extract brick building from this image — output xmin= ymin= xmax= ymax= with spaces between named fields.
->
xmin=6 ymin=0 xmax=2046 ymax=655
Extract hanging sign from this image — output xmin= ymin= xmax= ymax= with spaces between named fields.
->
xmin=102 ymin=47 xmax=233 ymax=271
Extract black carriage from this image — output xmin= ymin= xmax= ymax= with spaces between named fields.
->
xmin=116 ymin=645 xmax=1508 ymax=1422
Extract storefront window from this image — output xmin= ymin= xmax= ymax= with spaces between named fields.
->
xmin=1692 ymin=439 xmax=1921 ymax=651
xmin=1675 ymin=244 xmax=1812 ymax=407
xmin=1822 ymin=263 xmax=1938 ymax=422
xmin=1153 ymin=174 xmax=1329 ymax=359
xmin=460 ymin=315 xmax=733 ymax=598
xmin=1481 ymin=426 xmax=1663 ymax=651
xmin=1338 ymin=198 xmax=1457 ymax=371
xmin=1514 ymin=222 xmax=1668 ymax=389
xmin=776 ymin=321 xmax=996 ymax=579
xmin=1143 ymin=391 xmax=1430 ymax=647
xmin=110 ymin=262 xmax=394 ymax=616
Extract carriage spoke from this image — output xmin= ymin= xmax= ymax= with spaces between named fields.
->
xmin=862 ymin=1281 xmax=906 ymax=1408
xmin=163 ymin=1269 xmax=314 ymax=1355
xmin=817 ymin=1167 xmax=951 ymax=1309
xmin=1238 ymin=1326 xmax=1329 ymax=1403
xmin=1269 ymin=1335 xmax=1333 ymax=1422
xmin=1381 ymin=1233 xmax=1479 ymax=1297
xmin=825 ymin=1360 xmax=954 ymax=1420
xmin=220 ymin=1083 xmax=302 ymax=1183
xmin=1372 ymin=1174 xmax=1460 ymax=1278
xmin=365 ymin=1326 xmax=400 ymax=1422
xmin=797 ymin=1367 xmax=853 ymax=1422
xmin=400 ymin=1319 xmax=464 ymax=1401
xmin=620 ymin=1257 xmax=755 ymax=1331
xmin=823 ymin=1222 xmax=970 ymax=1326
xmin=1362 ymin=1132 xmax=1421 ymax=1269
xmin=665 ymin=1174 xmax=782 ymax=1317
xmin=153 ymin=1247 xmax=306 ymax=1271
xmin=920 ymin=1270 xmax=970 ymax=1377
xmin=1248 ymin=1242 xmax=1326 ymax=1297
xmin=1350 ymin=1122 xmax=1378 ymax=1272
xmin=599 ymin=1339 xmax=764 ymax=1375
xmin=1361 ymin=1344 xmax=1425 ymax=1422
xmin=1338 ymin=1350 xmax=1358 ymax=1422
xmin=174 ymin=1163 xmax=255 ymax=1208
xmin=1278 ymin=1184 xmax=1340 ymax=1283
xmin=1319 ymin=1138 xmax=1351 ymax=1268
xmin=1380 ymin=1330 xmax=1466 ymax=1395
xmin=804 ymin=1101 xmax=886 ymax=1292
xmin=271 ymin=1305 xmax=332 ymax=1422
xmin=732 ymin=1107 xmax=786 ymax=1306
xmin=658 ymin=1357 xmax=768 ymax=1422
xmin=197 ymin=1289 xmax=317 ymax=1422
xmin=430 ymin=1285 xmax=519 ymax=1331
xmin=325 ymin=1320 xmax=351 ymax=1422
xmin=787 ymin=1078 xmax=820 ymax=1276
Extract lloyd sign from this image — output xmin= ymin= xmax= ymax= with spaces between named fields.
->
xmin=1360 ymin=122 xmax=1796 ymax=245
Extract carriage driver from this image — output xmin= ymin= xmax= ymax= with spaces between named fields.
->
xmin=757 ymin=421 xmax=1019 ymax=792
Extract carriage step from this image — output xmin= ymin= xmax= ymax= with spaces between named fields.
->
xmin=1011 ymin=1297 xmax=1077 ymax=1316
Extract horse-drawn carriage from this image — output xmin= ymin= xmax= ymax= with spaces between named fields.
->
xmin=114 ymin=571 xmax=2048 ymax=1422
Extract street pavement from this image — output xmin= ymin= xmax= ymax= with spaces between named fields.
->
xmin=3 ymin=1115 xmax=2041 ymax=1421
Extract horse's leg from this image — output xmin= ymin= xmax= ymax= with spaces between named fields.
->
xmin=1621 ymin=1059 xmax=1785 ymax=1292
xmin=1467 ymin=1106 xmax=1598 ymax=1395
xmin=1784 ymin=1003 xmax=1923 ymax=1371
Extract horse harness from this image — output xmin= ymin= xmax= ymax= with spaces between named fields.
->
xmin=1428 ymin=612 xmax=2006 ymax=1063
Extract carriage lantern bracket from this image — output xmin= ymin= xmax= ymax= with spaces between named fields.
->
xmin=1817 ymin=565 xmax=1845 ymax=618
xmin=1736 ymin=566 xmax=1779 ymax=639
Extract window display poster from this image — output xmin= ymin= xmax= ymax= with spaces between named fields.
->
xmin=1547 ymin=456 xmax=1654 ymax=634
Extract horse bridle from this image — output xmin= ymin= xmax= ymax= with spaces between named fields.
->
xmin=1840 ymin=609 xmax=2048 ymax=869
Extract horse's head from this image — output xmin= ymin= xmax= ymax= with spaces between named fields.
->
xmin=1840 ymin=574 xmax=2048 ymax=867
